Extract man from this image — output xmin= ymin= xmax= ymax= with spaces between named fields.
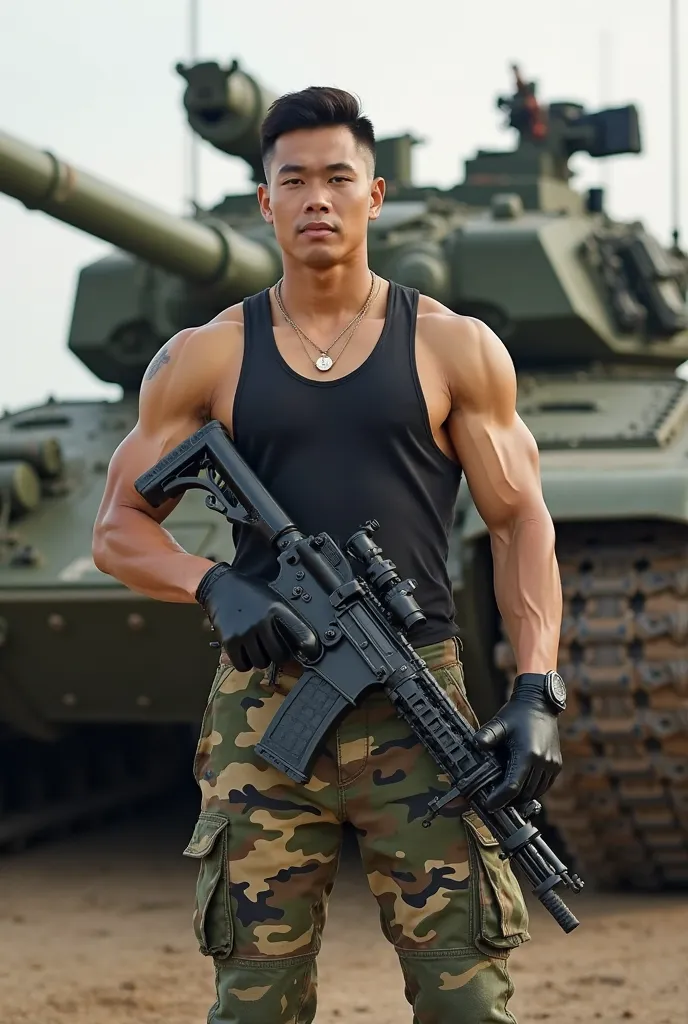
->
xmin=93 ymin=85 xmax=563 ymax=1024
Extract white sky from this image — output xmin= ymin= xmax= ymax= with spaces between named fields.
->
xmin=1 ymin=0 xmax=686 ymax=412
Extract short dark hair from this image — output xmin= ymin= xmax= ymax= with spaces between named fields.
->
xmin=260 ymin=86 xmax=376 ymax=177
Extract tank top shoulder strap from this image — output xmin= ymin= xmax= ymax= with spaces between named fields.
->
xmin=388 ymin=280 xmax=420 ymax=326
xmin=380 ymin=280 xmax=420 ymax=371
xmin=233 ymin=288 xmax=275 ymax=444
xmin=242 ymin=287 xmax=275 ymax=361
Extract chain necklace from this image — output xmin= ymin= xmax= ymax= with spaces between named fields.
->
xmin=307 ymin=275 xmax=381 ymax=374
xmin=275 ymin=271 xmax=377 ymax=372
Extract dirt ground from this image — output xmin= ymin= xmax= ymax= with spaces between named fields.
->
xmin=0 ymin=795 xmax=686 ymax=1024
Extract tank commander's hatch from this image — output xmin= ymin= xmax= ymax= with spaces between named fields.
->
xmin=517 ymin=375 xmax=688 ymax=449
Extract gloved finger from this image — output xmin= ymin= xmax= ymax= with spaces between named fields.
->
xmin=484 ymin=756 xmax=532 ymax=811
xmin=473 ymin=718 xmax=507 ymax=752
xmin=244 ymin=634 xmax=272 ymax=670
xmin=519 ymin=767 xmax=544 ymax=806
xmin=533 ymin=770 xmax=557 ymax=802
xmin=229 ymin=643 xmax=252 ymax=673
xmin=274 ymin=612 xmax=321 ymax=660
xmin=266 ymin=622 xmax=294 ymax=664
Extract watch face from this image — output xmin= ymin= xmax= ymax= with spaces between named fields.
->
xmin=548 ymin=671 xmax=567 ymax=706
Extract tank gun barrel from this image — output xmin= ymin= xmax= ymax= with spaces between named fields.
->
xmin=0 ymin=128 xmax=277 ymax=297
xmin=176 ymin=59 xmax=277 ymax=182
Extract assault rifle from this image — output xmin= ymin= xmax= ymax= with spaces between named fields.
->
xmin=135 ymin=419 xmax=584 ymax=932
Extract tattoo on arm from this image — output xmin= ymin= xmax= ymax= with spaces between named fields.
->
xmin=144 ymin=348 xmax=171 ymax=381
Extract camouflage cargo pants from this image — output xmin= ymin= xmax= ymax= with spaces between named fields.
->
xmin=185 ymin=637 xmax=530 ymax=1023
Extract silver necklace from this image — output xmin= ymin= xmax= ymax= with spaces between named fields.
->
xmin=275 ymin=272 xmax=376 ymax=372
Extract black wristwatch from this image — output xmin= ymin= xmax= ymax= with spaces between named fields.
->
xmin=514 ymin=670 xmax=567 ymax=714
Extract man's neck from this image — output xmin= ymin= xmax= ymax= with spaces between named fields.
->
xmin=277 ymin=255 xmax=374 ymax=323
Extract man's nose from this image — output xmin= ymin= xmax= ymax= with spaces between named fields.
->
xmin=303 ymin=191 xmax=331 ymax=213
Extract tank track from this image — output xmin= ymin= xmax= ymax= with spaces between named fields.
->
xmin=0 ymin=724 xmax=194 ymax=853
xmin=494 ymin=520 xmax=688 ymax=889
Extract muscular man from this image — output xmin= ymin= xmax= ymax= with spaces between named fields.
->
xmin=93 ymin=85 xmax=563 ymax=1024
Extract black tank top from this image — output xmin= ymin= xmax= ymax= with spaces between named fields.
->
xmin=230 ymin=281 xmax=463 ymax=647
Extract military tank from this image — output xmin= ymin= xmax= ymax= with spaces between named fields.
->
xmin=1 ymin=58 xmax=687 ymax=887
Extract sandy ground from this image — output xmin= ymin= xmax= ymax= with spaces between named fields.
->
xmin=0 ymin=794 xmax=686 ymax=1024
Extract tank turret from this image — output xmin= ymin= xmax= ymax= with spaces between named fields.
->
xmin=176 ymin=58 xmax=277 ymax=182
xmin=369 ymin=64 xmax=688 ymax=368
xmin=449 ymin=62 xmax=641 ymax=217
xmin=465 ymin=61 xmax=644 ymax=209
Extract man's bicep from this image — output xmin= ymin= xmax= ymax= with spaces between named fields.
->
xmin=448 ymin=409 xmax=543 ymax=532
xmin=443 ymin=317 xmax=546 ymax=532
xmin=96 ymin=419 xmax=200 ymax=525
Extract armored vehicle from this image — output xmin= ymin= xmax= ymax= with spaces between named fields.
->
xmin=1 ymin=59 xmax=687 ymax=887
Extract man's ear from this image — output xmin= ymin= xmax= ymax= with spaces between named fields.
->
xmin=257 ymin=182 xmax=273 ymax=224
xmin=369 ymin=175 xmax=386 ymax=221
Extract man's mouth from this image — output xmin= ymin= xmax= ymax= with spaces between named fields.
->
xmin=301 ymin=222 xmax=336 ymax=237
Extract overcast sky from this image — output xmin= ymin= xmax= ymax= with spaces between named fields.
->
xmin=1 ymin=0 xmax=686 ymax=412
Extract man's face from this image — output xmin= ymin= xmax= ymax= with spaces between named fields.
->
xmin=257 ymin=125 xmax=385 ymax=268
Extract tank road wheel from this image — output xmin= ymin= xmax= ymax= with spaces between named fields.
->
xmin=494 ymin=519 xmax=688 ymax=890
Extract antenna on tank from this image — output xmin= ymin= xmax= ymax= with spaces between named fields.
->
xmin=598 ymin=29 xmax=612 ymax=194
xmin=670 ymin=0 xmax=681 ymax=250
xmin=186 ymin=0 xmax=201 ymax=213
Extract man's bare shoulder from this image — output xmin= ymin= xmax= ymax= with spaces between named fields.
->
xmin=415 ymin=297 xmax=515 ymax=409
xmin=144 ymin=305 xmax=245 ymax=378
xmin=183 ymin=301 xmax=246 ymax=355
xmin=137 ymin=305 xmax=247 ymax=425
xmin=416 ymin=294 xmax=481 ymax=347
xmin=206 ymin=300 xmax=246 ymax=329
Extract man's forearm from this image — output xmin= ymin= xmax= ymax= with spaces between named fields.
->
xmin=490 ymin=510 xmax=562 ymax=674
xmin=93 ymin=506 xmax=214 ymax=603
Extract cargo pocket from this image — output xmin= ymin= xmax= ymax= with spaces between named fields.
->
xmin=182 ymin=811 xmax=234 ymax=958
xmin=463 ymin=810 xmax=530 ymax=956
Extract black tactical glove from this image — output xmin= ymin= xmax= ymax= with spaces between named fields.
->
xmin=196 ymin=562 xmax=320 ymax=672
xmin=473 ymin=671 xmax=566 ymax=811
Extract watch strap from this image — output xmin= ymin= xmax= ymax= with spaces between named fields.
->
xmin=513 ymin=671 xmax=567 ymax=713
xmin=512 ymin=672 xmax=549 ymax=703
